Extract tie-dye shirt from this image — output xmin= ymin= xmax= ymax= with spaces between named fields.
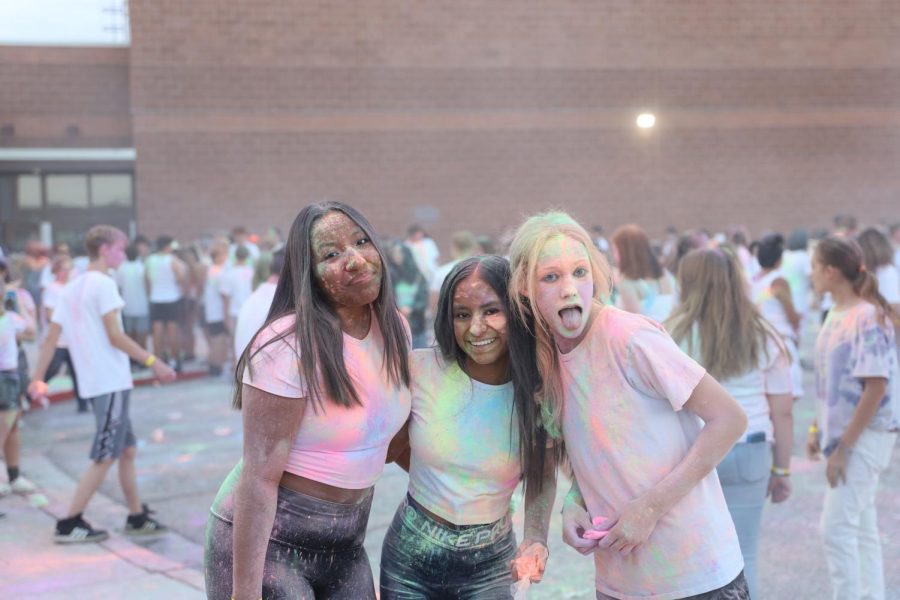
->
xmin=407 ymin=348 xmax=520 ymax=525
xmin=815 ymin=302 xmax=898 ymax=456
xmin=243 ymin=313 xmax=412 ymax=489
xmin=560 ymin=306 xmax=742 ymax=600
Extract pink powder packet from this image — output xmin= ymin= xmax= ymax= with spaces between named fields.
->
xmin=582 ymin=515 xmax=611 ymax=540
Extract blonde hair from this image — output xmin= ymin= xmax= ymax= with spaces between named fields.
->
xmin=666 ymin=246 xmax=785 ymax=379
xmin=508 ymin=210 xmax=612 ymax=435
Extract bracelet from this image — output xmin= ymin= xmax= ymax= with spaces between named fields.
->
xmin=144 ymin=354 xmax=157 ymax=368
xmin=807 ymin=424 xmax=818 ymax=434
xmin=771 ymin=466 xmax=790 ymax=477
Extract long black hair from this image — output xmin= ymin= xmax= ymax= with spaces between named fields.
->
xmin=233 ymin=201 xmax=410 ymax=410
xmin=433 ymin=255 xmax=552 ymax=492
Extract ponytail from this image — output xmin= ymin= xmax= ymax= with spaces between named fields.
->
xmin=817 ymin=236 xmax=898 ymax=327
xmin=851 ymin=266 xmax=897 ymax=327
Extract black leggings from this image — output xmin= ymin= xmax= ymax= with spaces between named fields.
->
xmin=204 ymin=462 xmax=376 ymax=600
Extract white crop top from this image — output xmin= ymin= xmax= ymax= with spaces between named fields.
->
xmin=407 ymin=348 xmax=522 ymax=525
xmin=242 ymin=313 xmax=411 ymax=489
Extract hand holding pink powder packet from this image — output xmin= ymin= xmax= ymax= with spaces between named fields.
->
xmin=581 ymin=515 xmax=611 ymax=540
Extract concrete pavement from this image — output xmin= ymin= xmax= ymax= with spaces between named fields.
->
xmin=2 ymin=359 xmax=898 ymax=599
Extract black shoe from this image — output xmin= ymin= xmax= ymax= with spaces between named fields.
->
xmin=54 ymin=514 xmax=109 ymax=544
xmin=125 ymin=504 xmax=168 ymax=537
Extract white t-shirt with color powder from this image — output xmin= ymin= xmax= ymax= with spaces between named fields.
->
xmin=560 ymin=306 xmax=742 ymax=600
xmin=51 ymin=271 xmax=133 ymax=398
xmin=0 ymin=312 xmax=27 ymax=371
xmin=203 ymin=263 xmax=227 ymax=324
xmin=679 ymin=325 xmax=792 ymax=442
xmin=42 ymin=281 xmax=69 ymax=347
xmin=242 ymin=313 xmax=411 ymax=489
xmin=815 ymin=302 xmax=898 ymax=456
xmin=234 ymin=281 xmax=277 ymax=358
xmin=220 ymin=264 xmax=255 ymax=317
xmin=407 ymin=348 xmax=521 ymax=525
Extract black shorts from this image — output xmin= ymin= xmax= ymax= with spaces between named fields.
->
xmin=89 ymin=390 xmax=136 ymax=461
xmin=206 ymin=321 xmax=227 ymax=337
xmin=150 ymin=300 xmax=182 ymax=323
xmin=0 ymin=370 xmax=21 ymax=411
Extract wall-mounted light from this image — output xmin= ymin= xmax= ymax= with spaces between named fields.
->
xmin=636 ymin=113 xmax=656 ymax=129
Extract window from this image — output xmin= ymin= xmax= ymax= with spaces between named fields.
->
xmin=17 ymin=175 xmax=41 ymax=209
xmin=46 ymin=175 xmax=89 ymax=208
xmin=91 ymin=174 xmax=132 ymax=207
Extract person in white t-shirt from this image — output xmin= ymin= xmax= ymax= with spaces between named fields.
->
xmin=220 ymin=245 xmax=255 ymax=333
xmin=234 ymin=249 xmax=282 ymax=359
xmin=380 ymin=256 xmax=556 ymax=598
xmin=857 ymin=227 xmax=900 ymax=308
xmin=668 ymin=247 xmax=794 ymax=600
xmin=404 ymin=224 xmax=440 ymax=284
xmin=203 ymin=242 xmax=230 ymax=376
xmin=228 ymin=226 xmax=260 ymax=265
xmin=428 ymin=230 xmax=479 ymax=318
xmin=0 ymin=276 xmax=36 ymax=509
xmin=145 ymin=236 xmax=187 ymax=370
xmin=508 ymin=212 xmax=750 ymax=600
xmin=30 ymin=225 xmax=176 ymax=544
xmin=116 ymin=244 xmax=151 ymax=351
xmin=42 ymin=256 xmax=89 ymax=413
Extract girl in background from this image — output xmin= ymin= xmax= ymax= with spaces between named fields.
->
xmin=752 ymin=234 xmax=804 ymax=400
xmin=381 ymin=255 xmax=556 ymax=599
xmin=807 ymin=236 xmax=898 ymax=600
xmin=386 ymin=241 xmax=429 ymax=349
xmin=667 ymin=247 xmax=793 ymax=599
xmin=508 ymin=211 xmax=749 ymax=600
xmin=610 ymin=224 xmax=677 ymax=323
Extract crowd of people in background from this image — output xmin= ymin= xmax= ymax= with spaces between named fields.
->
xmin=0 ymin=210 xmax=897 ymax=599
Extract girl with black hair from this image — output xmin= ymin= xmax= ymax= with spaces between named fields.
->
xmin=386 ymin=240 xmax=429 ymax=348
xmin=752 ymin=234 xmax=803 ymax=400
xmin=380 ymin=255 xmax=556 ymax=599
xmin=204 ymin=202 xmax=412 ymax=600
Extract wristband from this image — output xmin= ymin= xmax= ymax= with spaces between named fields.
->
xmin=807 ymin=424 xmax=818 ymax=434
xmin=144 ymin=354 xmax=157 ymax=368
xmin=771 ymin=466 xmax=790 ymax=477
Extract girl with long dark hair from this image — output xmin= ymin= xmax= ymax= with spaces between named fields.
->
xmin=204 ymin=202 xmax=412 ymax=600
xmin=380 ymin=255 xmax=556 ymax=599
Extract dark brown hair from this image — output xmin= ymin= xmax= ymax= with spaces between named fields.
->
xmin=612 ymin=224 xmax=663 ymax=280
xmin=815 ymin=236 xmax=897 ymax=326
xmin=856 ymin=227 xmax=894 ymax=270
xmin=234 ymin=202 xmax=410 ymax=410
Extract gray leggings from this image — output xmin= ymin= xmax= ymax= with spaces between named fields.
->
xmin=204 ymin=463 xmax=376 ymax=600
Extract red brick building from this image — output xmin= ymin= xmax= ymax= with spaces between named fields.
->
xmin=2 ymin=1 xmax=899 ymax=251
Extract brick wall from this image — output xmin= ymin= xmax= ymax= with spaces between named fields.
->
xmin=0 ymin=46 xmax=132 ymax=149
xmin=128 ymin=0 xmax=900 ymax=249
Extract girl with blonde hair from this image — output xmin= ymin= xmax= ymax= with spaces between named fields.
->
xmin=808 ymin=236 xmax=897 ymax=600
xmin=667 ymin=247 xmax=794 ymax=600
xmin=508 ymin=211 xmax=750 ymax=600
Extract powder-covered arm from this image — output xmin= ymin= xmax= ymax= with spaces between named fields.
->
xmin=598 ymin=374 xmax=746 ymax=555
xmin=231 ymin=384 xmax=306 ymax=600
xmin=513 ymin=451 xmax=558 ymax=582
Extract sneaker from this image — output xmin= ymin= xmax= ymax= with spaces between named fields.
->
xmin=54 ymin=515 xmax=109 ymax=544
xmin=0 ymin=482 xmax=10 ymax=497
xmin=124 ymin=504 xmax=168 ymax=536
xmin=10 ymin=476 xmax=36 ymax=494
